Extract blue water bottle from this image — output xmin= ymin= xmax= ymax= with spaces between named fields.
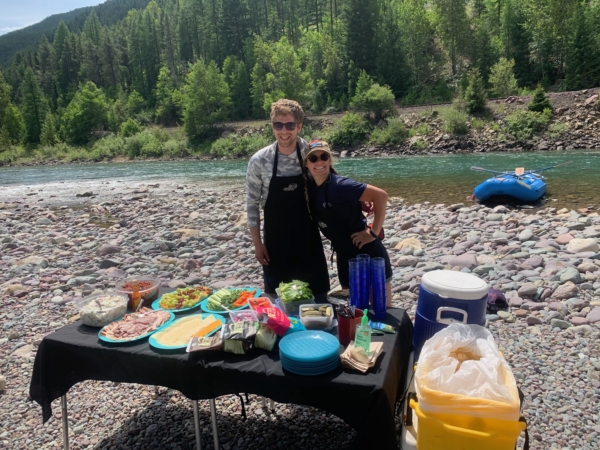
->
xmin=357 ymin=254 xmax=371 ymax=310
xmin=348 ymin=258 xmax=361 ymax=307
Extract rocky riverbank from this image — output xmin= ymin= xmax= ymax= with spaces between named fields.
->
xmin=1 ymin=185 xmax=599 ymax=449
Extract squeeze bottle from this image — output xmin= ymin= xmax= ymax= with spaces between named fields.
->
xmin=355 ymin=313 xmax=371 ymax=354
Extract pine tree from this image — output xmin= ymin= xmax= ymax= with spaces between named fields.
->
xmin=20 ymin=68 xmax=48 ymax=144
xmin=223 ymin=56 xmax=251 ymax=119
xmin=489 ymin=58 xmax=519 ymax=97
xmin=463 ymin=69 xmax=487 ymax=114
xmin=431 ymin=0 xmax=469 ymax=75
xmin=0 ymin=72 xmax=11 ymax=126
xmin=343 ymin=0 xmax=378 ymax=75
xmin=565 ymin=4 xmax=600 ymax=90
xmin=220 ymin=0 xmax=250 ymax=59
xmin=40 ymin=112 xmax=59 ymax=146
xmin=528 ymin=84 xmax=552 ymax=112
xmin=154 ymin=66 xmax=178 ymax=125
xmin=3 ymin=103 xmax=25 ymax=144
xmin=376 ymin=0 xmax=406 ymax=96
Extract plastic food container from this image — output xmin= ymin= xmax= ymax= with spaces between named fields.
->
xmin=277 ymin=296 xmax=315 ymax=316
xmin=299 ymin=304 xmax=333 ymax=330
xmin=76 ymin=292 xmax=128 ymax=327
xmin=248 ymin=297 xmax=274 ymax=313
xmin=229 ymin=309 xmax=258 ymax=323
xmin=115 ymin=277 xmax=160 ymax=309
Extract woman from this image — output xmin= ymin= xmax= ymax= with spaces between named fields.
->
xmin=303 ymin=140 xmax=393 ymax=306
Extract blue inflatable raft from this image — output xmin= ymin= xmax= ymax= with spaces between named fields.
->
xmin=473 ymin=172 xmax=546 ymax=203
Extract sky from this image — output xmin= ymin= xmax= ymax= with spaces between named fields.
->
xmin=0 ymin=0 xmax=104 ymax=36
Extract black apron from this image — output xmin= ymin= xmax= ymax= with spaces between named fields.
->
xmin=262 ymin=145 xmax=330 ymax=296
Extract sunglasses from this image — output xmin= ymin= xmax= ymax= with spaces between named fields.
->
xmin=307 ymin=153 xmax=330 ymax=163
xmin=272 ymin=121 xmax=297 ymax=131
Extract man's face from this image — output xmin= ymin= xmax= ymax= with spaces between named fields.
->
xmin=272 ymin=114 xmax=302 ymax=151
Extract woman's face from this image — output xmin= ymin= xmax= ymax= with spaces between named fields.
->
xmin=305 ymin=150 xmax=331 ymax=178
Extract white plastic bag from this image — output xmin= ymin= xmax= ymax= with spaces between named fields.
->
xmin=415 ymin=323 xmax=520 ymax=421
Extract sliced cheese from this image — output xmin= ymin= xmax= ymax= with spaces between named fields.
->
xmin=155 ymin=316 xmax=209 ymax=346
xmin=192 ymin=315 xmax=222 ymax=337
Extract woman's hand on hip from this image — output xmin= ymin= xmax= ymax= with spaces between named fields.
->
xmin=351 ymin=229 xmax=375 ymax=249
xmin=254 ymin=243 xmax=270 ymax=265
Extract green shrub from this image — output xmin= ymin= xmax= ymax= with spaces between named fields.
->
xmin=325 ymin=112 xmax=370 ymax=147
xmin=548 ymin=122 xmax=568 ymax=137
xmin=210 ymin=133 xmax=271 ymax=157
xmin=92 ymin=134 xmax=126 ymax=158
xmin=124 ymin=130 xmax=161 ymax=158
xmin=470 ymin=118 xmax=486 ymax=130
xmin=413 ymin=139 xmax=427 ymax=150
xmin=162 ymin=139 xmax=191 ymax=157
xmin=119 ymin=119 xmax=141 ymax=138
xmin=442 ymin=108 xmax=469 ymax=135
xmin=528 ymin=85 xmax=552 ymax=112
xmin=504 ymin=109 xmax=552 ymax=139
xmin=369 ymin=117 xmax=408 ymax=145
xmin=408 ymin=124 xmax=430 ymax=137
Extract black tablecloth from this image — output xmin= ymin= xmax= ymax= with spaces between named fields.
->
xmin=30 ymin=306 xmax=413 ymax=450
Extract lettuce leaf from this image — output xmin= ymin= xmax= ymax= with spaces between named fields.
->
xmin=278 ymin=280 xmax=313 ymax=303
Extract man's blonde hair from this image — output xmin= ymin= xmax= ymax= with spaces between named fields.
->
xmin=270 ymin=99 xmax=304 ymax=123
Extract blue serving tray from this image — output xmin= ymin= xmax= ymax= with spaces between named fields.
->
xmin=149 ymin=313 xmax=226 ymax=350
xmin=199 ymin=287 xmax=262 ymax=314
xmin=279 ymin=330 xmax=340 ymax=363
xmin=98 ymin=311 xmax=175 ymax=344
xmin=151 ymin=288 xmax=214 ymax=313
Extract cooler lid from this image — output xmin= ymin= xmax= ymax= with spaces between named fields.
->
xmin=421 ymin=270 xmax=488 ymax=300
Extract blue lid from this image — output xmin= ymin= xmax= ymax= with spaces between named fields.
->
xmin=279 ymin=330 xmax=340 ymax=363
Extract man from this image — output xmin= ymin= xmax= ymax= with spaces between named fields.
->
xmin=246 ymin=99 xmax=330 ymax=300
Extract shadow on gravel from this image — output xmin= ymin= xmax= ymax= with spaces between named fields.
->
xmin=92 ymin=393 xmax=357 ymax=450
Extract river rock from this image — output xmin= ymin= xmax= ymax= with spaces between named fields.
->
xmin=526 ymin=316 xmax=543 ymax=325
xmin=555 ymin=233 xmax=574 ymax=245
xmin=395 ymin=238 xmax=423 ymax=251
xmin=396 ymin=256 xmax=418 ymax=267
xmin=523 ymin=255 xmax=544 ymax=269
xmin=518 ymin=283 xmax=538 ymax=297
xmin=551 ymin=283 xmax=579 ymax=299
xmin=560 ymin=267 xmax=582 ymax=284
xmin=571 ymin=317 xmax=590 ymax=326
xmin=518 ymin=229 xmax=534 ymax=242
xmin=97 ymin=244 xmax=122 ymax=257
xmin=550 ymin=319 xmax=572 ymax=330
xmin=440 ymin=254 xmax=478 ymax=270
xmin=567 ymin=238 xmax=599 ymax=253
xmin=0 ymin=375 xmax=5 ymax=392
xmin=587 ymin=307 xmax=600 ymax=324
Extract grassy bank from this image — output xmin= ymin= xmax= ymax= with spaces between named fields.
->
xmin=1 ymin=90 xmax=598 ymax=166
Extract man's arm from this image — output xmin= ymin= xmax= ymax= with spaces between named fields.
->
xmin=246 ymin=155 xmax=270 ymax=265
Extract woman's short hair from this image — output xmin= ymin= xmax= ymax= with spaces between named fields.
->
xmin=270 ymin=99 xmax=304 ymax=123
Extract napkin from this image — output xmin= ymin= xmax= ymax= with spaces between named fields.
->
xmin=340 ymin=341 xmax=384 ymax=373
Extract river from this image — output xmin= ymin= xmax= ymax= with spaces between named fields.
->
xmin=1 ymin=150 xmax=599 ymax=209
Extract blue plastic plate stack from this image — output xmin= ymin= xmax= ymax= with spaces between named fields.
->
xmin=279 ymin=330 xmax=340 ymax=376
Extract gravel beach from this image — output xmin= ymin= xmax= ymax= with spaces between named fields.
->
xmin=1 ymin=182 xmax=599 ymax=450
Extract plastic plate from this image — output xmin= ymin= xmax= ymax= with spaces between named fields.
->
xmin=98 ymin=311 xmax=175 ymax=344
xmin=151 ymin=288 xmax=214 ymax=313
xmin=199 ymin=287 xmax=262 ymax=314
xmin=149 ymin=313 xmax=226 ymax=350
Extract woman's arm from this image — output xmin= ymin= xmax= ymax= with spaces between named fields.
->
xmin=351 ymin=184 xmax=388 ymax=248
xmin=359 ymin=185 xmax=388 ymax=236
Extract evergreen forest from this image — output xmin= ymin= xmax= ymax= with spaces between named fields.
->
xmin=1 ymin=0 xmax=600 ymax=159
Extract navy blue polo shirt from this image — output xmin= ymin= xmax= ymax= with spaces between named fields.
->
xmin=309 ymin=173 xmax=367 ymax=240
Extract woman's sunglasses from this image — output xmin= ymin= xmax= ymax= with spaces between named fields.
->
xmin=307 ymin=153 xmax=330 ymax=163
xmin=272 ymin=121 xmax=297 ymax=131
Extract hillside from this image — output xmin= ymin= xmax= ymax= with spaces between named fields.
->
xmin=0 ymin=0 xmax=151 ymax=66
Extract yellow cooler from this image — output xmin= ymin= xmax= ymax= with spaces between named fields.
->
xmin=409 ymin=397 xmax=526 ymax=450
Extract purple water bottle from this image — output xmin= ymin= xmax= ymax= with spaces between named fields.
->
xmin=371 ymin=257 xmax=386 ymax=320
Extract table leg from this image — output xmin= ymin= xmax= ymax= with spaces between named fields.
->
xmin=61 ymin=395 xmax=69 ymax=450
xmin=192 ymin=400 xmax=202 ymax=450
xmin=209 ymin=399 xmax=220 ymax=450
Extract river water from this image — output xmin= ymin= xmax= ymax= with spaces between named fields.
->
xmin=1 ymin=150 xmax=599 ymax=209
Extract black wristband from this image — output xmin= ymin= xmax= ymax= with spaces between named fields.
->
xmin=368 ymin=228 xmax=378 ymax=238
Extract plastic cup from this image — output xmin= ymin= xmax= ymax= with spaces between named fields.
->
xmin=357 ymin=254 xmax=370 ymax=310
xmin=349 ymin=258 xmax=361 ymax=307
xmin=371 ymin=257 xmax=386 ymax=320
xmin=337 ymin=308 xmax=363 ymax=346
